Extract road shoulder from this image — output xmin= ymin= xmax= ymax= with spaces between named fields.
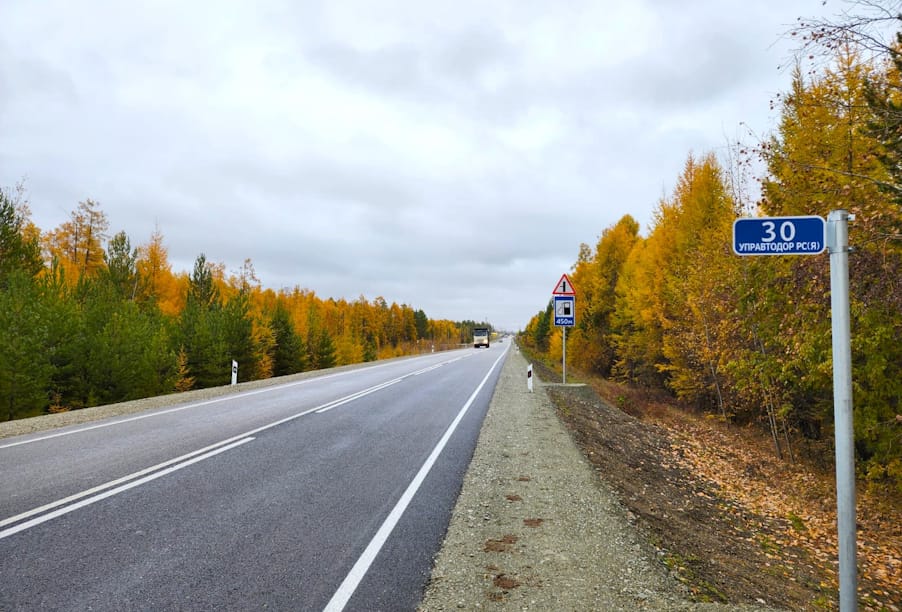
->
xmin=419 ymin=346 xmax=776 ymax=611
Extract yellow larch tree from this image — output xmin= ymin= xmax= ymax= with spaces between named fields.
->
xmin=135 ymin=227 xmax=185 ymax=317
xmin=43 ymin=199 xmax=109 ymax=284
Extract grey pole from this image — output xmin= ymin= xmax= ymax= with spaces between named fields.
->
xmin=826 ymin=209 xmax=857 ymax=611
xmin=562 ymin=326 xmax=567 ymax=384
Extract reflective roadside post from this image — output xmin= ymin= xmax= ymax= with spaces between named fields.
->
xmin=527 ymin=364 xmax=533 ymax=393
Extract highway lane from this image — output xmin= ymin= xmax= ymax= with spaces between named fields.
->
xmin=0 ymin=343 xmax=509 ymax=611
xmin=1 ymin=348 xmax=488 ymax=518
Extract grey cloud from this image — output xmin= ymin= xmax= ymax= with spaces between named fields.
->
xmin=431 ymin=24 xmax=519 ymax=84
xmin=622 ymin=31 xmax=768 ymax=109
xmin=305 ymin=41 xmax=425 ymax=97
xmin=0 ymin=54 xmax=79 ymax=114
xmin=209 ymin=158 xmax=419 ymax=213
xmin=0 ymin=0 xmax=833 ymax=330
xmin=302 ymin=24 xmax=528 ymax=123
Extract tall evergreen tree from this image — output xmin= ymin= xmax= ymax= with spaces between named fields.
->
xmin=414 ymin=309 xmax=429 ymax=341
xmin=0 ymin=272 xmax=52 ymax=419
xmin=41 ymin=265 xmax=85 ymax=411
xmin=271 ymin=302 xmax=306 ymax=376
xmin=308 ymin=327 xmax=337 ymax=370
xmin=220 ymin=290 xmax=255 ymax=383
xmin=104 ymin=231 xmax=139 ymax=300
xmin=178 ymin=254 xmax=228 ymax=388
xmin=0 ymin=185 xmax=43 ymax=287
xmin=188 ymin=253 xmax=218 ymax=308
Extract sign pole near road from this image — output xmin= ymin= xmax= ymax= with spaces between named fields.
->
xmin=563 ymin=326 xmax=567 ymax=384
xmin=734 ymin=212 xmax=857 ymax=611
xmin=827 ymin=210 xmax=857 ymax=612
xmin=552 ymin=274 xmax=576 ymax=384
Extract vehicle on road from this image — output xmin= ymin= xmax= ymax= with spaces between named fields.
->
xmin=473 ymin=327 xmax=490 ymax=348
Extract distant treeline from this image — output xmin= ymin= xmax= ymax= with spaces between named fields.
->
xmin=0 ymin=189 xmax=490 ymax=421
xmin=522 ymin=48 xmax=902 ymax=492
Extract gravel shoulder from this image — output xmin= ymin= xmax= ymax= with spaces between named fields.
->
xmin=419 ymin=346 xmax=778 ymax=611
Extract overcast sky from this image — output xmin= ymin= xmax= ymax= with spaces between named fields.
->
xmin=0 ymin=0 xmax=834 ymax=331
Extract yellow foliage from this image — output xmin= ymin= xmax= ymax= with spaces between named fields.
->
xmin=252 ymin=317 xmax=275 ymax=380
xmin=42 ymin=199 xmax=109 ymax=284
xmin=135 ymin=228 xmax=186 ymax=317
xmin=336 ymin=332 xmax=364 ymax=366
xmin=547 ymin=327 xmax=563 ymax=364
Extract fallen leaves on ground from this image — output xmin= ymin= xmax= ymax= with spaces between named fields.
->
xmin=536 ymin=360 xmax=901 ymax=612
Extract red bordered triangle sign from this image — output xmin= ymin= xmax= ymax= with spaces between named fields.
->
xmin=552 ymin=273 xmax=575 ymax=295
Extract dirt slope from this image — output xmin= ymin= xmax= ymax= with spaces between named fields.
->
xmin=535 ymin=357 xmax=900 ymax=611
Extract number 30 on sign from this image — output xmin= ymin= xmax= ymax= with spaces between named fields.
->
xmin=733 ymin=216 xmax=826 ymax=256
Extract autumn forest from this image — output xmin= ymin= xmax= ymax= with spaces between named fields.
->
xmin=3 ymin=9 xmax=902 ymax=498
xmin=522 ymin=39 xmax=902 ymax=492
xmin=0 ymin=189 xmax=490 ymax=422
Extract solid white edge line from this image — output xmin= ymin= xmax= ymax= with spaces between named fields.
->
xmin=0 ymin=437 xmax=255 ymax=540
xmin=321 ymin=346 xmax=509 ymax=612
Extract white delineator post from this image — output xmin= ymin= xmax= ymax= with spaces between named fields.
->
xmin=527 ymin=364 xmax=533 ymax=393
xmin=231 ymin=360 xmax=238 ymax=386
xmin=827 ymin=210 xmax=857 ymax=611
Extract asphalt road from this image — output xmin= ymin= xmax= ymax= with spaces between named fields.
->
xmin=0 ymin=343 xmax=509 ymax=611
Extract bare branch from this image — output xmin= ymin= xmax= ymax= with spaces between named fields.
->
xmin=787 ymin=159 xmax=902 ymax=193
xmin=790 ymin=0 xmax=902 ymax=62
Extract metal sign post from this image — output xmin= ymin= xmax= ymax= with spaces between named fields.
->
xmin=562 ymin=327 xmax=567 ymax=384
xmin=552 ymin=276 xmax=576 ymax=385
xmin=827 ymin=210 xmax=857 ymax=612
xmin=734 ymin=211 xmax=857 ymax=610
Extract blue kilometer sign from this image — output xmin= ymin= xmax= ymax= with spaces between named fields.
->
xmin=733 ymin=215 xmax=826 ymax=256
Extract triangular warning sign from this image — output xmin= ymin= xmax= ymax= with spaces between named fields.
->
xmin=552 ymin=273 xmax=575 ymax=295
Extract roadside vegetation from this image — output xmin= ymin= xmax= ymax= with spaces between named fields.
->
xmin=522 ymin=3 xmax=902 ymax=496
xmin=523 ymin=353 xmax=900 ymax=610
xmin=0 ymin=188 xmax=490 ymax=420
xmin=520 ymin=4 xmax=902 ymax=608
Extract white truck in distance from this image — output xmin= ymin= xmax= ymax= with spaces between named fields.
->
xmin=473 ymin=327 xmax=490 ymax=348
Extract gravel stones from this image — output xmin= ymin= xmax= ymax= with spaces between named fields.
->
xmin=418 ymin=347 xmax=778 ymax=611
